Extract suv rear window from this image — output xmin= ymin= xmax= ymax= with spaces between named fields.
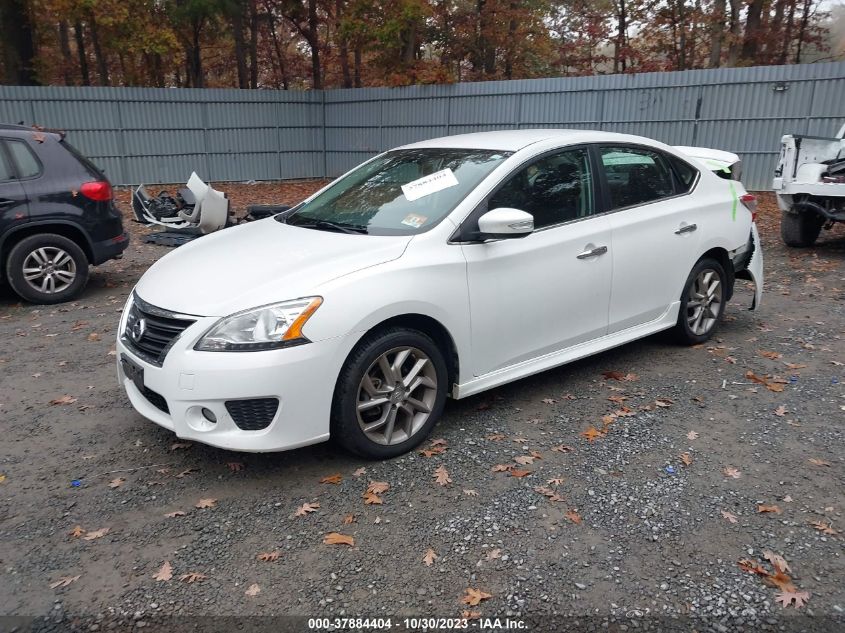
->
xmin=61 ymin=140 xmax=105 ymax=179
xmin=0 ymin=146 xmax=14 ymax=181
xmin=7 ymin=140 xmax=41 ymax=178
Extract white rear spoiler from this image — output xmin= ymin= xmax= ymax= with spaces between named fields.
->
xmin=674 ymin=146 xmax=742 ymax=180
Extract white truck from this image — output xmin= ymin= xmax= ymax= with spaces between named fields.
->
xmin=773 ymin=123 xmax=845 ymax=247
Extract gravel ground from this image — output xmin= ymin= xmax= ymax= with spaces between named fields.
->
xmin=0 ymin=185 xmax=843 ymax=632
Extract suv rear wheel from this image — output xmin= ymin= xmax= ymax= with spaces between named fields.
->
xmin=6 ymin=233 xmax=89 ymax=304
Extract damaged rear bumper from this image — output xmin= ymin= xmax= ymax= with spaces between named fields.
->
xmin=732 ymin=223 xmax=764 ymax=310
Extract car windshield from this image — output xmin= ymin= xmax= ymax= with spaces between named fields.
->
xmin=283 ymin=148 xmax=511 ymax=235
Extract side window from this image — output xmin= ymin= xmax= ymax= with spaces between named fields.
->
xmin=600 ymin=146 xmax=676 ymax=209
xmin=0 ymin=144 xmax=15 ymax=181
xmin=669 ymin=155 xmax=698 ymax=191
xmin=489 ymin=148 xmax=594 ymax=230
xmin=7 ymin=140 xmax=41 ymax=179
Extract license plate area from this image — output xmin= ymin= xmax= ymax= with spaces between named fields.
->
xmin=120 ymin=354 xmax=145 ymax=392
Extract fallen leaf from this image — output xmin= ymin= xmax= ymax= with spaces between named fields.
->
xmin=108 ymin=477 xmax=125 ymax=488
xmin=809 ymin=520 xmax=837 ymax=535
xmin=68 ymin=526 xmax=85 ymax=538
xmin=257 ymin=551 xmax=279 ymax=562
xmin=763 ymin=551 xmax=791 ymax=573
xmin=608 ymin=395 xmax=627 ymax=403
xmin=721 ymin=510 xmax=738 ymax=523
xmin=808 ymin=458 xmax=831 ymax=467
xmin=580 ymin=426 xmax=605 ymax=442
xmin=534 ymin=486 xmax=564 ymax=502
xmin=226 ymin=462 xmax=244 ymax=472
xmin=82 ymin=527 xmax=110 ymax=540
xmin=50 ymin=395 xmax=77 ymax=405
xmin=175 ymin=468 xmax=196 ymax=478
xmin=564 ymin=510 xmax=582 ymax=524
xmin=154 ymin=561 xmax=172 ymax=582
xmin=367 ymin=481 xmax=389 ymax=494
xmin=547 ymin=477 xmax=564 ymax=485
xmin=87 ymin=332 xmax=101 ymax=342
xmin=245 ymin=583 xmax=261 ymax=597
xmin=323 ymin=532 xmax=354 ymax=546
xmin=461 ymin=610 xmax=481 ymax=620
xmin=164 ymin=511 xmax=186 ymax=518
xmin=362 ymin=491 xmax=383 ymax=505
xmin=745 ymin=370 xmax=785 ymax=392
xmin=320 ymin=473 xmax=343 ymax=484
xmin=783 ymin=495 xmax=793 ymax=503
xmin=461 ymin=587 xmax=492 ymax=606
xmin=170 ymin=442 xmax=192 ymax=451
xmin=486 ymin=548 xmax=501 ymax=560
xmin=512 ymin=437 xmax=528 ymax=444
xmin=680 ymin=452 xmax=693 ymax=466
xmin=774 ymin=405 xmax=787 ymax=417
xmin=49 ymin=575 xmax=80 ymax=589
xmin=655 ymin=398 xmax=673 ymax=408
xmin=542 ymin=398 xmax=556 ymax=404
xmin=434 ymin=465 xmax=452 ymax=486
xmin=514 ymin=455 xmax=535 ymax=465
xmin=551 ymin=444 xmax=574 ymax=453
xmin=486 ymin=433 xmax=505 ymax=441
xmin=759 ymin=350 xmax=782 ymax=360
xmin=508 ymin=469 xmax=531 ymax=478
xmin=757 ymin=504 xmax=782 ymax=514
xmin=463 ymin=489 xmax=478 ymax=496
xmin=422 ymin=548 xmax=437 ymax=566
xmin=195 ymin=498 xmax=217 ymax=509
xmin=420 ymin=445 xmax=447 ymax=457
xmin=775 ymin=590 xmax=810 ymax=609
xmin=352 ymin=467 xmax=367 ymax=477
xmin=180 ymin=572 xmax=207 ymax=583
xmin=343 ymin=514 xmax=356 ymax=524
xmin=294 ymin=502 xmax=320 ymax=516
xmin=723 ymin=466 xmax=741 ymax=479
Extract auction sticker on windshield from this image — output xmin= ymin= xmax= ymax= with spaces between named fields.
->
xmin=401 ymin=168 xmax=459 ymax=201
xmin=400 ymin=213 xmax=428 ymax=228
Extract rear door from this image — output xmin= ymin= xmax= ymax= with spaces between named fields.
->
xmin=0 ymin=139 xmax=29 ymax=230
xmin=596 ymin=144 xmax=702 ymax=334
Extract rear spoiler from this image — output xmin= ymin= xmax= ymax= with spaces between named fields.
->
xmin=674 ymin=145 xmax=742 ymax=181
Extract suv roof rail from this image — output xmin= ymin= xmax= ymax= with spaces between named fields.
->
xmin=0 ymin=123 xmax=33 ymax=131
xmin=0 ymin=123 xmax=66 ymax=138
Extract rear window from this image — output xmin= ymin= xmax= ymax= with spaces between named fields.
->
xmin=60 ymin=139 xmax=105 ymax=179
xmin=0 ymin=146 xmax=14 ymax=181
xmin=7 ymin=140 xmax=41 ymax=178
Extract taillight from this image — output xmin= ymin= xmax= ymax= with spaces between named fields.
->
xmin=80 ymin=180 xmax=112 ymax=201
xmin=739 ymin=193 xmax=758 ymax=222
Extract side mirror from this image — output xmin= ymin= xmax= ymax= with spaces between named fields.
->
xmin=476 ymin=207 xmax=534 ymax=240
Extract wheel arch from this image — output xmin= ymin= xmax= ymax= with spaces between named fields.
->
xmin=1 ymin=221 xmax=93 ymax=280
xmin=698 ymin=246 xmax=734 ymax=301
xmin=346 ymin=313 xmax=461 ymax=393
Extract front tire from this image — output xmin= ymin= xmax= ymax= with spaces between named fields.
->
xmin=331 ymin=327 xmax=448 ymax=459
xmin=781 ymin=209 xmax=823 ymax=247
xmin=5 ymin=234 xmax=89 ymax=304
xmin=673 ymin=258 xmax=727 ymax=345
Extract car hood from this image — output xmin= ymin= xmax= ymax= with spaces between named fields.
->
xmin=134 ymin=219 xmax=412 ymax=316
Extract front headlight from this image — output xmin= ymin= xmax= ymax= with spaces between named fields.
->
xmin=195 ymin=297 xmax=323 ymax=352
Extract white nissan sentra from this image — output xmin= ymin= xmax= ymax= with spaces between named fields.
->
xmin=117 ymin=130 xmax=763 ymax=458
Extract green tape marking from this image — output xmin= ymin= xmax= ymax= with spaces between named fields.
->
xmin=729 ymin=180 xmax=737 ymax=222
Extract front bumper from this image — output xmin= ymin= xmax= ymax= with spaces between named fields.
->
xmin=116 ymin=317 xmax=351 ymax=452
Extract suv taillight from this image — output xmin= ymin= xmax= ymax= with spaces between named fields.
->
xmin=739 ymin=193 xmax=758 ymax=222
xmin=80 ymin=181 xmax=112 ymax=201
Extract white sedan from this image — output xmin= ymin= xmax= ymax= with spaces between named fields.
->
xmin=117 ymin=130 xmax=763 ymax=458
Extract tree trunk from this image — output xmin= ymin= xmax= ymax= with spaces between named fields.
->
xmin=504 ymin=2 xmax=517 ymax=79
xmin=73 ymin=21 xmax=90 ymax=85
xmin=354 ymin=42 xmax=362 ymax=88
xmin=87 ymin=12 xmax=110 ymax=85
xmin=58 ymin=20 xmax=73 ymax=85
xmin=249 ymin=0 xmax=259 ymax=88
xmin=614 ymin=0 xmax=627 ymax=73
xmin=268 ymin=16 xmax=289 ymax=89
xmin=740 ymin=0 xmax=765 ymax=62
xmin=779 ymin=0 xmax=797 ymax=64
xmin=726 ymin=0 xmax=742 ymax=66
xmin=794 ymin=0 xmax=811 ymax=63
xmin=0 ymin=0 xmax=38 ymax=85
xmin=231 ymin=2 xmax=249 ymax=88
xmin=708 ymin=0 xmax=726 ymax=67
xmin=188 ymin=17 xmax=204 ymax=88
xmin=308 ymin=0 xmax=321 ymax=89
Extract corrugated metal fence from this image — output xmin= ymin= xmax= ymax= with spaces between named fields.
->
xmin=1 ymin=61 xmax=843 ymax=190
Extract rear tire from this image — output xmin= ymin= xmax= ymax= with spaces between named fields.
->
xmin=5 ymin=233 xmax=89 ymax=304
xmin=331 ymin=327 xmax=448 ymax=459
xmin=673 ymin=257 xmax=727 ymax=345
xmin=781 ymin=209 xmax=822 ymax=247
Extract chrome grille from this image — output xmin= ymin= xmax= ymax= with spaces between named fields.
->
xmin=123 ymin=294 xmax=195 ymax=366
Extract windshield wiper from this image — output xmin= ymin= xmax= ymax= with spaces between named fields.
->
xmin=293 ymin=219 xmax=368 ymax=234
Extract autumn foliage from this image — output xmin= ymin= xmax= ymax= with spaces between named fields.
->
xmin=0 ymin=0 xmax=836 ymax=89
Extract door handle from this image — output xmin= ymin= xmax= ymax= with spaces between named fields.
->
xmin=576 ymin=245 xmax=608 ymax=259
xmin=675 ymin=223 xmax=697 ymax=235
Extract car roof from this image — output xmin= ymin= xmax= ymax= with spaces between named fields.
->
xmin=398 ymin=129 xmax=664 ymax=152
xmin=0 ymin=123 xmax=62 ymax=139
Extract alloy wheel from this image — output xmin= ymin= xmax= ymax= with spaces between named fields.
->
xmin=22 ymin=247 xmax=77 ymax=294
xmin=356 ymin=346 xmax=438 ymax=446
xmin=686 ymin=268 xmax=722 ymax=336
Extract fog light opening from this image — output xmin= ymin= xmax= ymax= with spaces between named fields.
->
xmin=201 ymin=408 xmax=217 ymax=424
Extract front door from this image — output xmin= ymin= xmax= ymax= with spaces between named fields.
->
xmin=461 ymin=146 xmax=613 ymax=377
